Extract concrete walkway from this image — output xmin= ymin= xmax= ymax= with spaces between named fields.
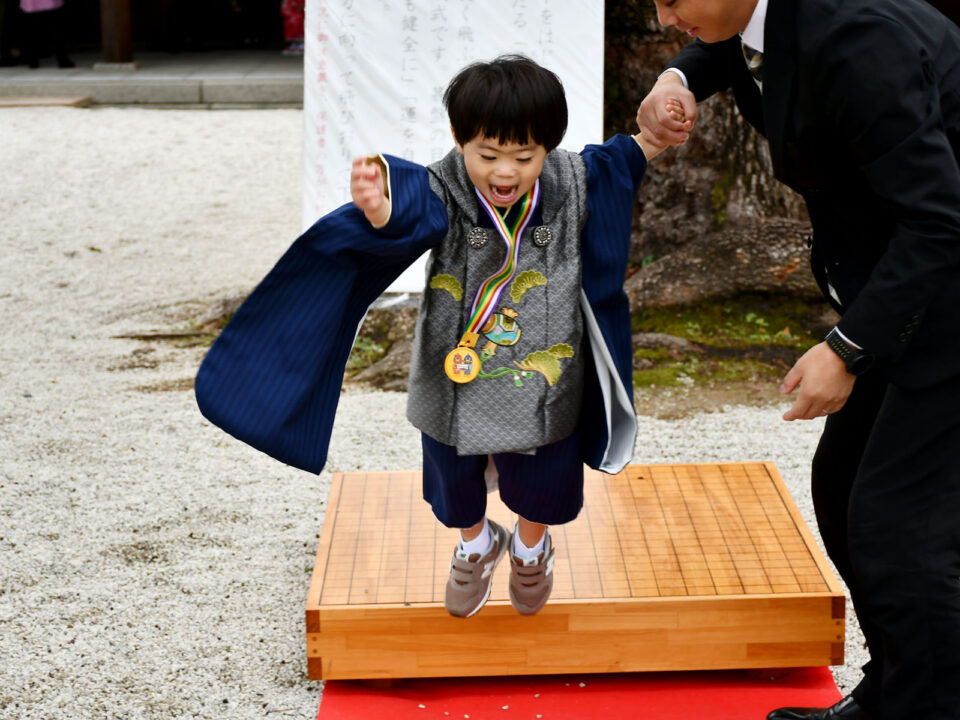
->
xmin=0 ymin=50 xmax=303 ymax=107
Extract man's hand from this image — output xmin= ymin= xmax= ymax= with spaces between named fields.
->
xmin=780 ymin=342 xmax=856 ymax=421
xmin=634 ymin=96 xmax=690 ymax=159
xmin=636 ymin=72 xmax=697 ymax=147
xmin=350 ymin=157 xmax=391 ymax=227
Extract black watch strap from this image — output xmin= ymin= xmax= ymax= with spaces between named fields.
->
xmin=825 ymin=328 xmax=875 ymax=376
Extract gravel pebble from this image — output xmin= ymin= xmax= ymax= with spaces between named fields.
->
xmin=0 ymin=107 xmax=863 ymax=719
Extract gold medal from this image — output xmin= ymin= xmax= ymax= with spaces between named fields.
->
xmin=444 ymin=332 xmax=480 ymax=383
xmin=444 ymin=345 xmax=480 ymax=383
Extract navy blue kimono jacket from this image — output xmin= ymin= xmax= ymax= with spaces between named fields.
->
xmin=195 ymin=134 xmax=647 ymax=474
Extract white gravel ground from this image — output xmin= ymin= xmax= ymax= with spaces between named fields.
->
xmin=0 ymin=107 xmax=863 ymax=719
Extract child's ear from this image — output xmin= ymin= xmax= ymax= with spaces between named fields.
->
xmin=452 ymin=127 xmax=463 ymax=154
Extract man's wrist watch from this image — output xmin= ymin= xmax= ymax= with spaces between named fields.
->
xmin=825 ymin=328 xmax=875 ymax=376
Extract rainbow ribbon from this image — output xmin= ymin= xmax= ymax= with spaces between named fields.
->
xmin=460 ymin=179 xmax=541 ymax=342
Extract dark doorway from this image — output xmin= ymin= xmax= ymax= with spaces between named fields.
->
xmin=32 ymin=0 xmax=286 ymax=54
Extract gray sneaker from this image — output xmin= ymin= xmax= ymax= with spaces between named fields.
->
xmin=508 ymin=527 xmax=555 ymax=615
xmin=444 ymin=519 xmax=509 ymax=618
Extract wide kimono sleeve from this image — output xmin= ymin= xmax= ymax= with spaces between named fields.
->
xmin=195 ymin=155 xmax=448 ymax=474
xmin=577 ymin=134 xmax=648 ymax=473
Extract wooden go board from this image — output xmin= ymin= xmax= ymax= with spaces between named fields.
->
xmin=305 ymin=462 xmax=845 ymax=680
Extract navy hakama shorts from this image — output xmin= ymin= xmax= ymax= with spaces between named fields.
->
xmin=421 ymin=431 xmax=584 ymax=528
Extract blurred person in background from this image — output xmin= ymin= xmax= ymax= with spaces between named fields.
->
xmin=18 ymin=0 xmax=73 ymax=69
xmin=280 ymin=0 xmax=302 ymax=55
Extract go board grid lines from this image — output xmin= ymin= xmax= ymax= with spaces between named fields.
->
xmin=311 ymin=463 xmax=833 ymax=608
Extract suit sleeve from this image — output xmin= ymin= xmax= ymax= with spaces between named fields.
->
xmin=671 ymin=38 xmax=739 ymax=102
xmin=814 ymin=13 xmax=960 ymax=361
xmin=194 ymin=155 xmax=448 ymax=473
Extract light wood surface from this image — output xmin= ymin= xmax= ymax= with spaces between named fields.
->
xmin=306 ymin=462 xmax=845 ymax=680
xmin=0 ymin=97 xmax=91 ymax=108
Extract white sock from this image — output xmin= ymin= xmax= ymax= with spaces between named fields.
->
xmin=459 ymin=518 xmax=492 ymax=556
xmin=513 ymin=528 xmax=546 ymax=560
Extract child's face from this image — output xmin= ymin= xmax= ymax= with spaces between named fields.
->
xmin=456 ymin=134 xmax=548 ymax=209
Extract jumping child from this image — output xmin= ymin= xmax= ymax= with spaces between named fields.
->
xmin=196 ymin=54 xmax=683 ymax=617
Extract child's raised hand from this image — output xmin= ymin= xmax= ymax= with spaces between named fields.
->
xmin=665 ymin=97 xmax=687 ymax=124
xmin=636 ymin=72 xmax=696 ymax=147
xmin=350 ymin=157 xmax=391 ymax=227
xmin=633 ymin=94 xmax=693 ymax=160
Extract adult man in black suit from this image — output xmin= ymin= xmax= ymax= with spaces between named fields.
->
xmin=636 ymin=1 xmax=960 ymax=718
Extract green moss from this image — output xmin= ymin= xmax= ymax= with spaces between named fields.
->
xmin=633 ymin=365 xmax=687 ymax=388
xmin=633 ymin=347 xmax=670 ymax=362
xmin=710 ymin=172 xmax=730 ymax=229
xmin=629 ymin=293 xmax=832 ymax=392
xmin=633 ymin=357 xmax=781 ymax=389
xmin=632 ymin=293 xmax=818 ymax=350
xmin=347 ymin=335 xmax=387 ymax=374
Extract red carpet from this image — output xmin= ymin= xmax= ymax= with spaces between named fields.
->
xmin=317 ymin=667 xmax=841 ymax=720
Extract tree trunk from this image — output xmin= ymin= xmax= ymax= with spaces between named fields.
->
xmin=604 ymin=2 xmax=807 ymax=280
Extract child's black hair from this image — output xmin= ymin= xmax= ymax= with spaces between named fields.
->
xmin=444 ymin=54 xmax=568 ymax=152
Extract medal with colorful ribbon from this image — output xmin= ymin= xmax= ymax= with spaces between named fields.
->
xmin=444 ymin=180 xmax=541 ymax=383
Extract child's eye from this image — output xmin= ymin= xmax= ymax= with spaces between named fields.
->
xmin=480 ymin=154 xmax=496 ymax=161
xmin=517 ymin=157 xmax=532 ymax=164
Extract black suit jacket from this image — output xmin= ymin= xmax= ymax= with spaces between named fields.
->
xmin=672 ymin=0 xmax=960 ymax=388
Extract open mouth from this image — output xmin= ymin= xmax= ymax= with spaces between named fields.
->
xmin=490 ymin=184 xmax=518 ymax=204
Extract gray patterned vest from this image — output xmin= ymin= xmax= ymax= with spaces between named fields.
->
xmin=406 ymin=147 xmax=588 ymax=456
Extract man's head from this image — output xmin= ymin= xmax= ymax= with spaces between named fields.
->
xmin=444 ymin=55 xmax=566 ymax=208
xmin=652 ymin=0 xmax=757 ymax=43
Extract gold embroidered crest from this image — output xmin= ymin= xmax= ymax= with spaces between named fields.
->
xmin=429 ymin=273 xmax=463 ymax=302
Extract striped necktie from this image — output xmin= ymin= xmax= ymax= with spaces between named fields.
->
xmin=741 ymin=40 xmax=764 ymax=88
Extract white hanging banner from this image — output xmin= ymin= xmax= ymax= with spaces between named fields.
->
xmin=303 ymin=0 xmax=604 ymax=291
